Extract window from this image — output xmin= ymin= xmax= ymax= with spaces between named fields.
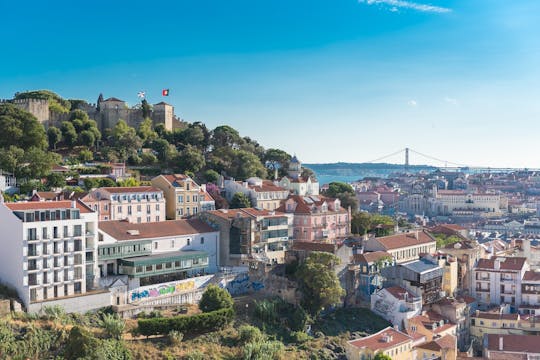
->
xmin=156 ymin=216 xmax=160 ymax=222
xmin=156 ymin=264 xmax=163 ymax=270
xmin=186 ymin=195 xmax=190 ymax=203
xmin=145 ymin=265 xmax=153 ymax=272
xmin=136 ymin=266 xmax=143 ymax=273
xmin=156 ymin=204 xmax=160 ymax=211
xmin=146 ymin=216 xmax=151 ymax=222
xmin=118 ymin=206 xmax=122 ymax=213
xmin=193 ymin=195 xmax=198 ymax=202
xmin=147 ymin=205 xmax=151 ymax=214
xmin=174 ymin=261 xmax=181 ymax=267
xmin=42 ymin=227 xmax=48 ymax=239
xmin=186 ymin=207 xmax=190 ymax=216
xmin=137 ymin=205 xmax=141 ymax=212
xmin=178 ymin=195 xmax=184 ymax=203
xmin=128 ymin=206 xmax=132 ymax=215
xmin=178 ymin=208 xmax=183 ymax=216
xmin=74 ymin=225 xmax=82 ymax=237
xmin=30 ymin=289 xmax=37 ymax=301
xmin=53 ymin=227 xmax=59 ymax=238
xmin=166 ymin=262 xmax=172 ymax=269
xmin=154 ymin=242 xmax=158 ymax=250
xmin=63 ymin=226 xmax=68 ymax=237
xmin=193 ymin=207 xmax=198 ymax=214
xmin=137 ymin=217 xmax=142 ymax=223
xmin=27 ymin=228 xmax=37 ymax=241
xmin=201 ymin=237 xmax=204 ymax=244
xmin=187 ymin=238 xmax=191 ymax=246
xmin=171 ymin=240 xmax=175 ymax=248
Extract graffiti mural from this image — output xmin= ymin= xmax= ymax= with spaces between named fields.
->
xmin=129 ymin=275 xmax=213 ymax=302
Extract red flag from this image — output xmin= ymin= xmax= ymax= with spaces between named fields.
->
xmin=162 ymin=89 xmax=169 ymax=96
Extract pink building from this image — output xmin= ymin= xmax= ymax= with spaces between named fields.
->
xmin=277 ymin=195 xmax=350 ymax=242
xmin=81 ymin=186 xmax=166 ymax=223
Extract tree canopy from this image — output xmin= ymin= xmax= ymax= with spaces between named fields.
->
xmin=296 ymin=252 xmax=345 ymax=316
xmin=0 ymin=103 xmax=48 ymax=150
xmin=198 ymin=284 xmax=234 ymax=313
xmin=230 ymin=192 xmax=252 ymax=209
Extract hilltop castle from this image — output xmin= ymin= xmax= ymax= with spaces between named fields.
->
xmin=1 ymin=94 xmax=182 ymax=131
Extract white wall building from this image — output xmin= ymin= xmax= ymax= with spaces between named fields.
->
xmin=0 ymin=170 xmax=17 ymax=194
xmin=97 ymin=219 xmax=220 ymax=303
xmin=371 ymin=286 xmax=423 ymax=329
xmin=0 ymin=200 xmax=101 ymax=312
xmin=472 ymin=257 xmax=529 ymax=310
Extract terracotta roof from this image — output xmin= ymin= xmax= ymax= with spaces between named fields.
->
xmin=476 ymin=257 xmax=527 ymax=271
xmin=199 ymin=188 xmax=215 ymax=202
xmin=100 ymin=186 xmax=162 ymax=194
xmin=443 ymin=240 xmax=475 ymax=250
xmin=416 ymin=334 xmax=456 ymax=351
xmin=473 ymin=312 xmax=519 ymax=320
xmin=98 ymin=219 xmax=216 ymax=240
xmin=33 ymin=191 xmax=61 ymax=200
xmin=348 ymin=327 xmax=412 ymax=351
xmin=523 ymin=271 xmax=540 ymax=282
xmin=5 ymin=200 xmax=92 ymax=213
xmin=384 ymin=286 xmax=417 ymax=301
xmin=353 ymin=251 xmax=392 ymax=264
xmin=371 ymin=231 xmax=436 ymax=251
xmin=486 ymin=334 xmax=540 ymax=353
xmin=248 ymin=180 xmax=287 ymax=193
xmin=292 ymin=241 xmax=336 ymax=253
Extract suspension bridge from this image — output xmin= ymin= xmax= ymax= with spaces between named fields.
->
xmin=362 ymin=148 xmax=540 ymax=173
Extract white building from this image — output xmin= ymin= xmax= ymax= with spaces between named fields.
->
xmin=472 ymin=257 xmax=529 ymax=310
xmin=278 ymin=156 xmax=319 ymax=196
xmin=97 ymin=219 xmax=220 ymax=303
xmin=371 ymin=286 xmax=423 ymax=329
xmin=223 ymin=177 xmax=289 ymax=211
xmin=0 ymin=170 xmax=17 ymax=194
xmin=0 ymin=200 xmax=104 ymax=313
xmin=432 ymin=188 xmax=505 ymax=217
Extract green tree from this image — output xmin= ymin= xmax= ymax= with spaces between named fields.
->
xmin=141 ymin=152 xmax=158 ymax=165
xmin=117 ymin=178 xmax=140 ymax=187
xmin=323 ymin=181 xmax=357 ymax=210
xmin=174 ymin=144 xmax=206 ymax=173
xmin=47 ymin=126 xmax=62 ymax=150
xmin=79 ymin=149 xmax=94 ymax=162
xmin=374 ymin=353 xmax=392 ymax=360
xmin=21 ymin=147 xmax=61 ymax=179
xmin=296 ymin=252 xmax=345 ymax=316
xmin=111 ymin=120 xmax=143 ymax=161
xmin=80 ymin=130 xmax=96 ymax=148
xmin=0 ymin=146 xmax=25 ymax=176
xmin=0 ymin=103 xmax=48 ymax=150
xmin=61 ymin=121 xmax=78 ymax=146
xmin=211 ymin=125 xmax=243 ymax=148
xmin=232 ymin=150 xmax=267 ymax=179
xmin=204 ymin=169 xmax=220 ymax=183
xmin=264 ymin=148 xmax=291 ymax=171
xmin=351 ymin=211 xmax=373 ymax=235
xmin=45 ymin=172 xmax=66 ymax=189
xmin=230 ymin=192 xmax=252 ymax=209
xmin=198 ymin=284 xmax=234 ymax=313
xmin=15 ymin=90 xmax=71 ymax=113
xmin=138 ymin=117 xmax=157 ymax=144
xmin=141 ymin=99 xmax=152 ymax=119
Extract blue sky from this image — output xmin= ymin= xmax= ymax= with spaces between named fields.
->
xmin=1 ymin=1 xmax=539 ymax=167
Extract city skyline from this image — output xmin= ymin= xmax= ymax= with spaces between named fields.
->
xmin=1 ymin=1 xmax=539 ymax=167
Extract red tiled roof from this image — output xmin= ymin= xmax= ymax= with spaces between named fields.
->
xmin=372 ymin=231 xmax=436 ymax=251
xmin=33 ymin=191 xmax=61 ymax=200
xmin=486 ymin=334 xmax=540 ymax=353
xmin=416 ymin=334 xmax=456 ymax=351
xmin=206 ymin=208 xmax=287 ymax=220
xmin=348 ymin=327 xmax=412 ymax=351
xmin=5 ymin=200 xmax=93 ymax=213
xmin=476 ymin=257 xmax=527 ymax=271
xmin=248 ymin=180 xmax=287 ymax=193
xmin=353 ymin=251 xmax=392 ymax=264
xmin=100 ymin=186 xmax=162 ymax=194
xmin=292 ymin=241 xmax=336 ymax=253
xmin=98 ymin=219 xmax=216 ymax=241
xmin=473 ymin=312 xmax=519 ymax=320
xmin=384 ymin=286 xmax=416 ymax=301
xmin=523 ymin=271 xmax=540 ymax=282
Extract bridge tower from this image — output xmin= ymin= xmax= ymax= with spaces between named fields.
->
xmin=405 ymin=147 xmax=410 ymax=172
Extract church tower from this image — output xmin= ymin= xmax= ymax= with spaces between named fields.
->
xmin=288 ymin=155 xmax=302 ymax=180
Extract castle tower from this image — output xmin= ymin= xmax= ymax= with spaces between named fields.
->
xmin=152 ymin=102 xmax=173 ymax=131
xmin=288 ymin=155 xmax=302 ymax=180
xmin=11 ymin=98 xmax=50 ymax=124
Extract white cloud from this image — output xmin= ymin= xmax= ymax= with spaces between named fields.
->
xmin=359 ymin=0 xmax=451 ymax=13
xmin=408 ymin=100 xmax=418 ymax=107
xmin=444 ymin=97 xmax=458 ymax=105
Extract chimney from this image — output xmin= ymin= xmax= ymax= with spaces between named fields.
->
xmin=414 ymin=230 xmax=419 ymax=240
xmin=494 ymin=258 xmax=501 ymax=270
xmin=498 ymin=336 xmax=504 ymax=351
xmin=72 ymin=200 xmax=77 ymax=209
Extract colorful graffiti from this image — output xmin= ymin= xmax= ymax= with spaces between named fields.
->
xmin=129 ymin=275 xmax=213 ymax=302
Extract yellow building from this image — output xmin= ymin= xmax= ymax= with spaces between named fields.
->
xmin=470 ymin=311 xmax=540 ymax=342
xmin=346 ymin=327 xmax=415 ymax=360
xmin=415 ymin=334 xmax=457 ymax=360
xmin=151 ymin=174 xmax=201 ymax=219
xmin=438 ymin=254 xmax=458 ymax=297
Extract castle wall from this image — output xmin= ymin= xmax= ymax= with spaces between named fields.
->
xmin=2 ymin=99 xmax=49 ymax=124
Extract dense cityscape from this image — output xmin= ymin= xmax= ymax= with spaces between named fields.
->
xmin=0 ymin=91 xmax=538 ymax=359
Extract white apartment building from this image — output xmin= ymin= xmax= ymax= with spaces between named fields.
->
xmin=0 ymin=200 xmax=102 ymax=313
xmin=81 ymin=186 xmax=166 ymax=223
xmin=223 ymin=177 xmax=290 ymax=211
xmin=472 ymin=257 xmax=529 ymax=310
xmin=97 ymin=219 xmax=220 ymax=302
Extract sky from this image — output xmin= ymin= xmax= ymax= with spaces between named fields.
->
xmin=1 ymin=0 xmax=539 ymax=168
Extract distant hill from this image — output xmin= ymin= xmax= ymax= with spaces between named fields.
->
xmin=304 ymin=162 xmax=437 ymax=184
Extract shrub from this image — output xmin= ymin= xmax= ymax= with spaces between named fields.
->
xmin=290 ymin=331 xmax=311 ymax=344
xmin=168 ymin=330 xmax=184 ymax=346
xmin=238 ymin=325 xmax=264 ymax=345
xmin=100 ymin=313 xmax=125 ymax=340
xmin=148 ymin=310 xmax=162 ymax=318
xmin=137 ymin=307 xmax=235 ymax=336
xmin=242 ymin=339 xmax=285 ymax=360
xmin=42 ymin=305 xmax=66 ymax=323
xmin=199 ymin=285 xmax=233 ymax=313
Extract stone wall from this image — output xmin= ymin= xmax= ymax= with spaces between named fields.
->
xmin=27 ymin=290 xmax=111 ymax=314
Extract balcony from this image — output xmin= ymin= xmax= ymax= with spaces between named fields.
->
xmin=476 ymin=287 xmax=490 ymax=292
